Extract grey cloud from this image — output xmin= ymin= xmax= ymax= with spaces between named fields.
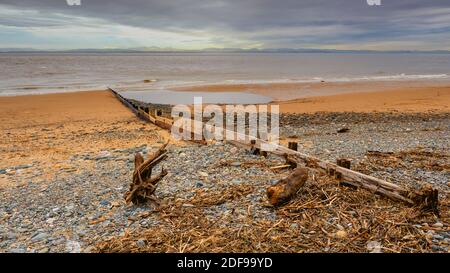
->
xmin=0 ymin=0 xmax=449 ymax=49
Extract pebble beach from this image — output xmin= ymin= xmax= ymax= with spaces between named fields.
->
xmin=0 ymin=87 xmax=449 ymax=253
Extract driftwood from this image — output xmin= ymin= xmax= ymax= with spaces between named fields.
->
xmin=232 ymin=138 xmax=438 ymax=214
xmin=124 ymin=142 xmax=169 ymax=205
xmin=267 ymin=167 xmax=309 ymax=206
xmin=284 ymin=152 xmax=439 ymax=214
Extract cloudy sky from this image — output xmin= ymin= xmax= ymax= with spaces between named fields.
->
xmin=0 ymin=0 xmax=449 ymax=50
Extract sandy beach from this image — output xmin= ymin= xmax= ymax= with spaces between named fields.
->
xmin=0 ymin=85 xmax=448 ymax=253
xmin=175 ymin=80 xmax=450 ymax=113
xmin=277 ymin=86 xmax=450 ymax=113
xmin=0 ymin=91 xmax=171 ymax=188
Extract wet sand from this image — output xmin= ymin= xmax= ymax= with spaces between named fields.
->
xmin=175 ymin=81 xmax=450 ymax=113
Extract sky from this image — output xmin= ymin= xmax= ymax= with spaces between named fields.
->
xmin=0 ymin=0 xmax=449 ymax=51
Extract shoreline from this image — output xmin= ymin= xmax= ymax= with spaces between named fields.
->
xmin=174 ymin=79 xmax=450 ymax=99
xmin=2 ymin=80 xmax=449 ymax=114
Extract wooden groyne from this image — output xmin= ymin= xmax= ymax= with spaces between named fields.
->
xmin=109 ymin=88 xmax=174 ymax=130
xmin=109 ymin=87 xmax=439 ymax=213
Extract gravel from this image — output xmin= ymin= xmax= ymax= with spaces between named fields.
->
xmin=0 ymin=112 xmax=448 ymax=253
xmin=0 ymin=142 xmax=285 ymax=253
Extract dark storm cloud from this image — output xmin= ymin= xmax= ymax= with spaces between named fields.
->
xmin=0 ymin=0 xmax=449 ymax=49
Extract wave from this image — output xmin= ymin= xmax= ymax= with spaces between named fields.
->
xmin=1 ymin=74 xmax=449 ymax=96
xmin=205 ymin=73 xmax=450 ymax=85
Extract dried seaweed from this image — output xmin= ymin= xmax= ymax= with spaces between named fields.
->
xmin=94 ymin=171 xmax=448 ymax=253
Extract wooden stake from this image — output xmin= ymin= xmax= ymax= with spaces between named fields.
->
xmin=288 ymin=142 xmax=298 ymax=151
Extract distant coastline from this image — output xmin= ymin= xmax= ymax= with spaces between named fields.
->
xmin=1 ymin=48 xmax=450 ymax=54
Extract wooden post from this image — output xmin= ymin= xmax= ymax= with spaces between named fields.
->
xmin=288 ymin=142 xmax=298 ymax=151
xmin=337 ymin=158 xmax=351 ymax=169
xmin=250 ymin=139 xmax=260 ymax=155
xmin=336 ymin=158 xmax=351 ymax=180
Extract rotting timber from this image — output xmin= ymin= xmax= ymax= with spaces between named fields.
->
xmin=109 ymin=88 xmax=439 ymax=215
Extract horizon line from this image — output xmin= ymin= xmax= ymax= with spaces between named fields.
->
xmin=1 ymin=47 xmax=450 ymax=54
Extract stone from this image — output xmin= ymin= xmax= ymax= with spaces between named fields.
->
xmin=6 ymin=232 xmax=17 ymax=240
xmin=14 ymin=164 xmax=33 ymax=170
xmin=198 ymin=171 xmax=208 ymax=177
xmin=66 ymin=240 xmax=81 ymax=253
xmin=432 ymin=222 xmax=444 ymax=228
xmin=136 ymin=239 xmax=146 ymax=248
xmin=96 ymin=151 xmax=112 ymax=160
xmin=196 ymin=182 xmax=204 ymax=188
xmin=46 ymin=218 xmax=56 ymax=225
xmin=0 ymin=169 xmax=6 ymax=175
xmin=431 ymin=245 xmax=443 ymax=252
xmin=367 ymin=241 xmax=382 ymax=253
xmin=100 ymin=200 xmax=110 ymax=206
xmin=31 ymin=232 xmax=48 ymax=242
xmin=9 ymin=248 xmax=26 ymax=253
xmin=230 ymin=162 xmax=241 ymax=167
xmin=335 ymin=230 xmax=347 ymax=239
xmin=38 ymin=247 xmax=49 ymax=253
xmin=230 ymin=147 xmax=239 ymax=154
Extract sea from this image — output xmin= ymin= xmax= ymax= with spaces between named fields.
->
xmin=1 ymin=52 xmax=449 ymax=102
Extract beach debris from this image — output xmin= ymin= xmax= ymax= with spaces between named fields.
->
xmin=269 ymin=164 xmax=292 ymax=171
xmin=124 ymin=141 xmax=169 ymax=205
xmin=337 ymin=128 xmax=350 ymax=133
xmin=267 ymin=167 xmax=309 ymax=206
xmin=284 ymin=150 xmax=440 ymax=215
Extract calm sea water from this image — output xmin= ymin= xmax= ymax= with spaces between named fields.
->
xmin=0 ymin=53 xmax=449 ymax=96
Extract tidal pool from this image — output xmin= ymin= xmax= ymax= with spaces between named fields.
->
xmin=119 ymin=90 xmax=272 ymax=105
